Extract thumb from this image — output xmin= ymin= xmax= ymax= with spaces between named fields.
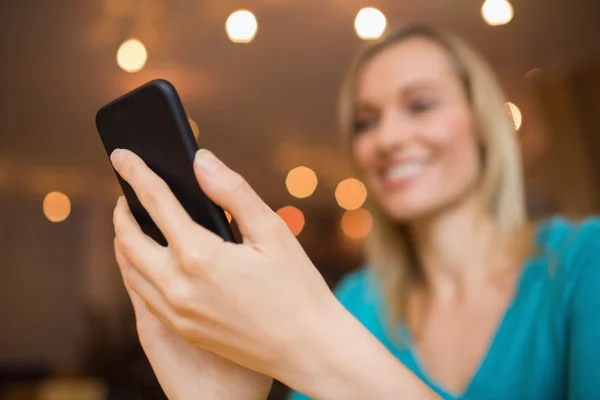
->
xmin=114 ymin=238 xmax=147 ymax=319
xmin=193 ymin=149 xmax=287 ymax=244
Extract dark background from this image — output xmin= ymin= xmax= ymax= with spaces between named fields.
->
xmin=1 ymin=0 xmax=600 ymax=398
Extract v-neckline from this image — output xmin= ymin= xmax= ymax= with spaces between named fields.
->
xmin=401 ymin=254 xmax=536 ymax=399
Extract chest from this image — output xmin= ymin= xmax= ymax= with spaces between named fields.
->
xmin=410 ymin=294 xmax=511 ymax=396
xmin=404 ymin=289 xmax=566 ymax=399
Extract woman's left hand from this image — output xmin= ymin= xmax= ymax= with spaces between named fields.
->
xmin=111 ymin=148 xmax=341 ymax=381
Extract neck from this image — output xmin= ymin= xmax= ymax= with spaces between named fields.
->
xmin=409 ymin=189 xmax=510 ymax=298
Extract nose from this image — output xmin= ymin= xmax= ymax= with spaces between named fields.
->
xmin=375 ymin=108 xmax=412 ymax=153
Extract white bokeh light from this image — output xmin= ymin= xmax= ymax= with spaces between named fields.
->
xmin=226 ymin=10 xmax=258 ymax=43
xmin=481 ymin=0 xmax=514 ymax=26
xmin=505 ymin=102 xmax=522 ymax=131
xmin=117 ymin=39 xmax=147 ymax=73
xmin=354 ymin=8 xmax=387 ymax=40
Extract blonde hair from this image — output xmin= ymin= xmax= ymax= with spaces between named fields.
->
xmin=337 ymin=25 xmax=531 ymax=342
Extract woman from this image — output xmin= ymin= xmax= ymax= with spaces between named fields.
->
xmin=110 ymin=25 xmax=600 ymax=399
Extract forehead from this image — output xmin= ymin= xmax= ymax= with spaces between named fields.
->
xmin=357 ymin=37 xmax=460 ymax=100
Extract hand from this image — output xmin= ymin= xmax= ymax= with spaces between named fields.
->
xmin=114 ymin=224 xmax=272 ymax=399
xmin=111 ymin=148 xmax=342 ymax=382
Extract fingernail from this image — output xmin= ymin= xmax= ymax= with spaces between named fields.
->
xmin=195 ymin=149 xmax=220 ymax=174
xmin=111 ymin=149 xmax=125 ymax=167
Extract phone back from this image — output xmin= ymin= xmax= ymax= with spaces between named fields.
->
xmin=95 ymin=79 xmax=234 ymax=245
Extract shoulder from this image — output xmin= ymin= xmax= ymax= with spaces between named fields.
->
xmin=333 ymin=267 xmax=371 ymax=305
xmin=536 ymin=215 xmax=600 ymax=253
xmin=333 ymin=267 xmax=384 ymax=321
xmin=535 ymin=215 xmax=600 ymax=270
xmin=533 ymin=216 xmax=600 ymax=306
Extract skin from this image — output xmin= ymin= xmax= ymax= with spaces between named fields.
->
xmin=110 ymin=36 xmax=520 ymax=399
xmin=113 ymin=239 xmax=273 ymax=400
xmin=352 ymin=37 xmax=522 ymax=396
xmin=112 ymin=148 xmax=437 ymax=399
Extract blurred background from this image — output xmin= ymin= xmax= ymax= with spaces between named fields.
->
xmin=1 ymin=0 xmax=600 ymax=398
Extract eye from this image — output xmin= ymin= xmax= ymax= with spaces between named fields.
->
xmin=353 ymin=115 xmax=379 ymax=134
xmin=409 ymin=100 xmax=435 ymax=114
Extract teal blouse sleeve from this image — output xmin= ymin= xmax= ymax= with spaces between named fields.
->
xmin=566 ymin=219 xmax=600 ymax=399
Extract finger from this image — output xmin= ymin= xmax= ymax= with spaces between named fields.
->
xmin=114 ymin=237 xmax=146 ymax=318
xmin=125 ymin=262 xmax=178 ymax=328
xmin=114 ymin=195 xmax=174 ymax=290
xmin=110 ymin=148 xmax=223 ymax=252
xmin=193 ymin=149 xmax=284 ymax=243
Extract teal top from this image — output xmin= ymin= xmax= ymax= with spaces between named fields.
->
xmin=287 ymin=217 xmax=600 ymax=399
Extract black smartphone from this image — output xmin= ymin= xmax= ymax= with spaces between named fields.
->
xmin=95 ymin=78 xmax=235 ymax=246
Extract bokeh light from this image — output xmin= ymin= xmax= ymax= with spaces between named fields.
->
xmin=188 ymin=117 xmax=199 ymax=139
xmin=43 ymin=192 xmax=71 ymax=223
xmin=341 ymin=208 xmax=373 ymax=239
xmin=354 ymin=7 xmax=387 ymax=40
xmin=276 ymin=205 xmax=305 ymax=236
xmin=226 ymin=10 xmax=258 ymax=43
xmin=505 ymin=102 xmax=522 ymax=131
xmin=117 ymin=39 xmax=147 ymax=73
xmin=481 ymin=0 xmax=514 ymax=26
xmin=224 ymin=210 xmax=232 ymax=223
xmin=335 ymin=178 xmax=367 ymax=210
xmin=286 ymin=166 xmax=318 ymax=199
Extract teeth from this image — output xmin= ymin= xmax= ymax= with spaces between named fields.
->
xmin=385 ymin=163 xmax=424 ymax=181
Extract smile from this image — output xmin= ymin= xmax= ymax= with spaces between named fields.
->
xmin=381 ymin=161 xmax=426 ymax=187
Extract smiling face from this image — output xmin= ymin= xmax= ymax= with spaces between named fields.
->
xmin=351 ymin=36 xmax=483 ymax=222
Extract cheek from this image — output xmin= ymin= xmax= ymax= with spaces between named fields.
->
xmin=351 ymin=135 xmax=375 ymax=173
xmin=428 ymin=111 xmax=479 ymax=168
xmin=427 ymin=109 xmax=473 ymax=146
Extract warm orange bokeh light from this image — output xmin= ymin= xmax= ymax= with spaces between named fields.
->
xmin=276 ymin=205 xmax=305 ymax=236
xmin=335 ymin=178 xmax=367 ymax=210
xmin=286 ymin=166 xmax=318 ymax=199
xmin=188 ymin=117 xmax=199 ymax=139
xmin=224 ymin=210 xmax=232 ymax=223
xmin=341 ymin=208 xmax=372 ymax=239
xmin=43 ymin=192 xmax=71 ymax=223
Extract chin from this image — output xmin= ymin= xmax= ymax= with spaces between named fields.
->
xmin=366 ymin=182 xmax=438 ymax=222
xmin=381 ymin=203 xmax=436 ymax=223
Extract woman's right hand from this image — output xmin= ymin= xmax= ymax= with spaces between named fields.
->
xmin=114 ymin=239 xmax=273 ymax=400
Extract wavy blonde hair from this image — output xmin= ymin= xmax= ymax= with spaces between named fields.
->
xmin=337 ymin=25 xmax=532 ymax=341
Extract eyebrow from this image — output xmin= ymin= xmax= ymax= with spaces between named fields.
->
xmin=399 ymin=81 xmax=441 ymax=96
xmin=354 ymin=80 xmax=441 ymax=113
xmin=354 ymin=102 xmax=378 ymax=114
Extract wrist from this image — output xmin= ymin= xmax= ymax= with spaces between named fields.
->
xmin=276 ymin=300 xmax=435 ymax=399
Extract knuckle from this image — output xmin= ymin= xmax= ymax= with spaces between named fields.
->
xmin=115 ymin=236 xmax=132 ymax=258
xmin=121 ymin=157 xmax=140 ymax=183
xmin=178 ymin=247 xmax=207 ymax=268
xmin=136 ymin=181 xmax=158 ymax=209
xmin=266 ymin=212 xmax=287 ymax=235
xmin=113 ymin=227 xmax=131 ymax=252
xmin=177 ymin=245 xmax=218 ymax=273
xmin=171 ymin=315 xmax=194 ymax=336
xmin=113 ymin=213 xmax=128 ymax=238
xmin=165 ymin=279 xmax=193 ymax=312
xmin=112 ymin=206 xmax=121 ymax=230
xmin=227 ymin=173 xmax=250 ymax=196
